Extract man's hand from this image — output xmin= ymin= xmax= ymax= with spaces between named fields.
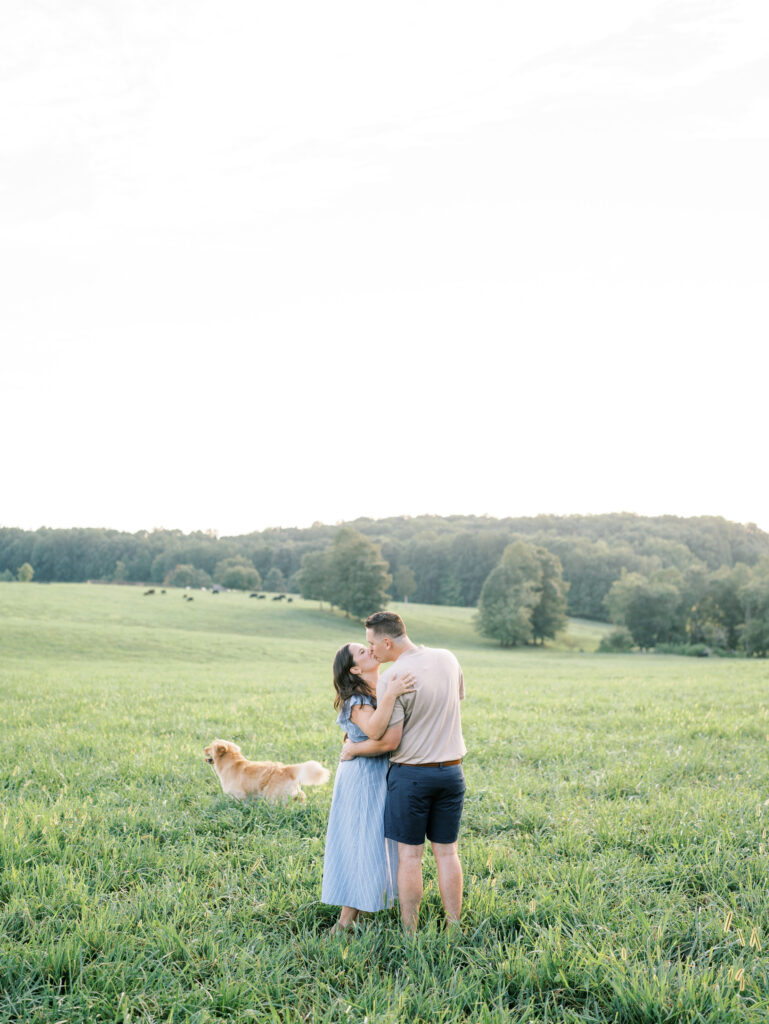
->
xmin=340 ymin=739 xmax=358 ymax=761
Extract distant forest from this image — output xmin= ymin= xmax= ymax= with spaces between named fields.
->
xmin=2 ymin=513 xmax=767 ymax=623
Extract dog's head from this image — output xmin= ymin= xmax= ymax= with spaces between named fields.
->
xmin=204 ymin=739 xmax=241 ymax=765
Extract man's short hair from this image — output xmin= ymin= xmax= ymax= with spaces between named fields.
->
xmin=365 ymin=611 xmax=406 ymax=638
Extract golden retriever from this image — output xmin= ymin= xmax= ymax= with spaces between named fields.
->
xmin=204 ymin=739 xmax=330 ymax=802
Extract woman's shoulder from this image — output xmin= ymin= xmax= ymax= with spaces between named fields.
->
xmin=336 ymin=693 xmax=374 ymax=727
xmin=346 ymin=693 xmax=375 ymax=710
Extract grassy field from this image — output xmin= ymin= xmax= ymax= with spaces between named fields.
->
xmin=2 ymin=583 xmax=769 ymax=1023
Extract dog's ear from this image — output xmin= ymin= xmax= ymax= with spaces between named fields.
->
xmin=213 ymin=740 xmax=229 ymax=758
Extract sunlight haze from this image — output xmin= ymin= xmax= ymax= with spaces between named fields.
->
xmin=3 ymin=0 xmax=767 ymax=536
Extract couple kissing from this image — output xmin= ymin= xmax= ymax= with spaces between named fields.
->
xmin=322 ymin=611 xmax=466 ymax=935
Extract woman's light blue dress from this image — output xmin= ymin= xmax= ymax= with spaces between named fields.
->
xmin=321 ymin=695 xmax=398 ymax=911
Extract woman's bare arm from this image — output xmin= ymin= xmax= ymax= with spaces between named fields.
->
xmin=349 ymin=672 xmax=416 ymax=740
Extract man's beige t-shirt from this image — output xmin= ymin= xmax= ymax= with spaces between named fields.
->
xmin=377 ymin=645 xmax=466 ymax=765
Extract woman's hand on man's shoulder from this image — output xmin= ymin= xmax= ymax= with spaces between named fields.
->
xmin=387 ymin=672 xmax=417 ymax=698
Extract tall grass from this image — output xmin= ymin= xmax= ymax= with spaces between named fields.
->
xmin=1 ymin=583 xmax=768 ymax=1022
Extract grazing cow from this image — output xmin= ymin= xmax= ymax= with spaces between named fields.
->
xmin=249 ymin=593 xmax=259 ymax=598
xmin=161 ymin=589 xmax=166 ymax=594
xmin=144 ymin=589 xmax=155 ymax=595
xmin=258 ymin=594 xmax=266 ymax=600
xmin=287 ymin=597 xmax=294 ymax=603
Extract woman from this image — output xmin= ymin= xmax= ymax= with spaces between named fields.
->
xmin=321 ymin=642 xmax=415 ymax=934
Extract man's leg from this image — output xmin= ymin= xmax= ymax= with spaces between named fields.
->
xmin=431 ymin=841 xmax=463 ymax=926
xmin=396 ymin=842 xmax=424 ymax=933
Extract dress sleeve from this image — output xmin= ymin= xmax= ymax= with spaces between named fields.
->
xmin=336 ymin=694 xmax=373 ymax=729
xmin=348 ymin=695 xmax=374 ymax=713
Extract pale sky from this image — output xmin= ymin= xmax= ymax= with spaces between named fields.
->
xmin=3 ymin=1 xmax=768 ymax=536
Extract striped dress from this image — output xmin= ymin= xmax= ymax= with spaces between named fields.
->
xmin=321 ymin=695 xmax=398 ymax=912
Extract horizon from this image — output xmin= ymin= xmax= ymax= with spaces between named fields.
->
xmin=3 ymin=507 xmax=767 ymax=539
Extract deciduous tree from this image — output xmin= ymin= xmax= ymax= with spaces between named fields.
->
xmin=475 ymin=541 xmax=541 ymax=646
xmin=264 ymin=566 xmax=287 ymax=592
xmin=297 ymin=550 xmax=331 ymax=606
xmin=326 ymin=528 xmax=391 ymax=619
xmin=530 ymin=546 xmax=569 ymax=644
xmin=604 ymin=572 xmax=681 ymax=650
xmin=476 ymin=541 xmax=569 ymax=647
xmin=392 ymin=565 xmax=416 ymax=602
xmin=214 ymin=557 xmax=261 ymax=591
xmin=741 ymin=573 xmax=769 ymax=656
xmin=165 ymin=563 xmax=213 ymax=588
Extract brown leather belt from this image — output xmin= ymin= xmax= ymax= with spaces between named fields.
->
xmin=395 ymin=758 xmax=463 ymax=768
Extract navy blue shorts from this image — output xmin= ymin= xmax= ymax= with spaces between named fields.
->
xmin=384 ymin=762 xmax=466 ymax=846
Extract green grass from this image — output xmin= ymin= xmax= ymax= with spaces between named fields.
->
xmin=2 ymin=582 xmax=769 ymax=1023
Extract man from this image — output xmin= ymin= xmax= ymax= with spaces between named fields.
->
xmin=343 ymin=610 xmax=466 ymax=932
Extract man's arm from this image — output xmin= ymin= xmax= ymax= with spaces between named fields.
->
xmin=340 ymin=723 xmax=402 ymax=761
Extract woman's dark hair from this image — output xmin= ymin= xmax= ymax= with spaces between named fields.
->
xmin=332 ymin=643 xmax=373 ymax=710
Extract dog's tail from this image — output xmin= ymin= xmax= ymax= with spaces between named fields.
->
xmin=293 ymin=760 xmax=331 ymax=787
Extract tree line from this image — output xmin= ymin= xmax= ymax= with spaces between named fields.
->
xmin=294 ymin=531 xmax=769 ymax=655
xmin=1 ymin=514 xmax=767 ymax=633
xmin=600 ymin=560 xmax=769 ymax=656
xmin=296 ymin=532 xmax=571 ymax=647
